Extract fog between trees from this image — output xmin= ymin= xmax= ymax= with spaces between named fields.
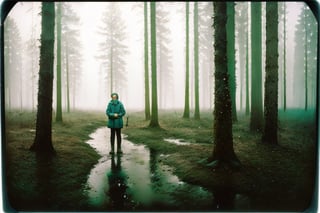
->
xmin=4 ymin=2 xmax=317 ymax=111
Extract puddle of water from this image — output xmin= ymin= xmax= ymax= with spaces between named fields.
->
xmin=84 ymin=127 xmax=251 ymax=211
xmin=163 ymin=138 xmax=191 ymax=145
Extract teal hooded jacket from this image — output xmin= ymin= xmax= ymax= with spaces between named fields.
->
xmin=106 ymin=99 xmax=126 ymax=128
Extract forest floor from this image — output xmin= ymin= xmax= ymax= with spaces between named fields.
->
xmin=123 ymin=109 xmax=317 ymax=212
xmin=4 ymin=109 xmax=317 ymax=212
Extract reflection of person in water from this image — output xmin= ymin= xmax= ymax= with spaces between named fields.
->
xmin=212 ymin=186 xmax=235 ymax=210
xmin=107 ymin=154 xmax=129 ymax=210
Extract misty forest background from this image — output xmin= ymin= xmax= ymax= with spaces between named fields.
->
xmin=4 ymin=2 xmax=317 ymax=114
xmin=3 ymin=1 xmax=318 ymax=211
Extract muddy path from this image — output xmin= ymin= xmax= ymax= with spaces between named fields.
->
xmin=84 ymin=127 xmax=251 ymax=211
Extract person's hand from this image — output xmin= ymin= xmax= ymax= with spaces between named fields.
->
xmin=114 ymin=113 xmax=118 ymax=118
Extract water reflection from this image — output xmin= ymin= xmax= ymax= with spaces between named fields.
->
xmin=106 ymin=154 xmax=129 ymax=210
xmin=163 ymin=138 xmax=191 ymax=145
xmin=212 ymin=186 xmax=236 ymax=210
xmin=85 ymin=127 xmax=251 ymax=211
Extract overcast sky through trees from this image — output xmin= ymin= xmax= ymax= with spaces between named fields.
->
xmin=5 ymin=2 xmax=316 ymax=111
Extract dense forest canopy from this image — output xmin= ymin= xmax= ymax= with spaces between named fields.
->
xmin=4 ymin=2 xmax=318 ymax=111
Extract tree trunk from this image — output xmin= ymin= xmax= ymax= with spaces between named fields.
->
xmin=31 ymin=3 xmax=36 ymax=112
xmin=194 ymin=2 xmax=200 ymax=120
xmin=30 ymin=2 xmax=55 ymax=154
xmin=263 ymin=2 xmax=278 ymax=144
xmin=19 ymin=64 xmax=23 ymax=112
xmin=4 ymin=39 xmax=10 ymax=110
xmin=250 ymin=2 xmax=263 ymax=132
xmin=283 ymin=2 xmax=287 ymax=111
xmin=239 ymin=25 xmax=244 ymax=112
xmin=56 ymin=2 xmax=63 ymax=122
xmin=144 ymin=2 xmax=151 ymax=120
xmin=210 ymin=2 xmax=240 ymax=168
xmin=227 ymin=2 xmax=237 ymax=122
xmin=66 ymin=41 xmax=70 ymax=113
xmin=304 ymin=6 xmax=308 ymax=111
xmin=245 ymin=3 xmax=250 ymax=116
xmin=149 ymin=2 xmax=160 ymax=128
xmin=183 ymin=2 xmax=190 ymax=119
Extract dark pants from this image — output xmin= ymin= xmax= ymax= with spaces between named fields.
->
xmin=110 ymin=128 xmax=122 ymax=152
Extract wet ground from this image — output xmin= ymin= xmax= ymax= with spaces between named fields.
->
xmin=84 ymin=127 xmax=251 ymax=211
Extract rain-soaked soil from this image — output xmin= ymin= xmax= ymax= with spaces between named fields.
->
xmin=84 ymin=127 xmax=251 ymax=211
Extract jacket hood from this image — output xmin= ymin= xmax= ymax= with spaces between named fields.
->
xmin=111 ymin=93 xmax=119 ymax=99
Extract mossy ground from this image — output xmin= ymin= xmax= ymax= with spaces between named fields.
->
xmin=123 ymin=109 xmax=317 ymax=211
xmin=4 ymin=110 xmax=105 ymax=211
xmin=4 ymin=109 xmax=317 ymax=211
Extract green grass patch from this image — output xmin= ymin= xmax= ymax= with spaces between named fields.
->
xmin=5 ymin=110 xmax=106 ymax=211
xmin=123 ymin=109 xmax=317 ymax=211
xmin=4 ymin=109 xmax=317 ymax=212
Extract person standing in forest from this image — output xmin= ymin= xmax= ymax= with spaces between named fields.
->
xmin=106 ymin=93 xmax=126 ymax=155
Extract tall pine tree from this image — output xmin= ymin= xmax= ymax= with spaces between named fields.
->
xmin=144 ymin=2 xmax=151 ymax=120
xmin=194 ymin=2 xmax=200 ymax=119
xmin=263 ymin=2 xmax=278 ymax=144
xmin=250 ymin=2 xmax=263 ymax=132
xmin=183 ymin=2 xmax=190 ymax=119
xmin=56 ymin=2 xmax=62 ymax=122
xmin=227 ymin=2 xmax=237 ymax=122
xmin=149 ymin=2 xmax=160 ymax=128
xmin=209 ymin=2 xmax=240 ymax=168
xmin=30 ymin=2 xmax=55 ymax=153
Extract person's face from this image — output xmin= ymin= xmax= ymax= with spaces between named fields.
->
xmin=112 ymin=95 xmax=117 ymax=100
